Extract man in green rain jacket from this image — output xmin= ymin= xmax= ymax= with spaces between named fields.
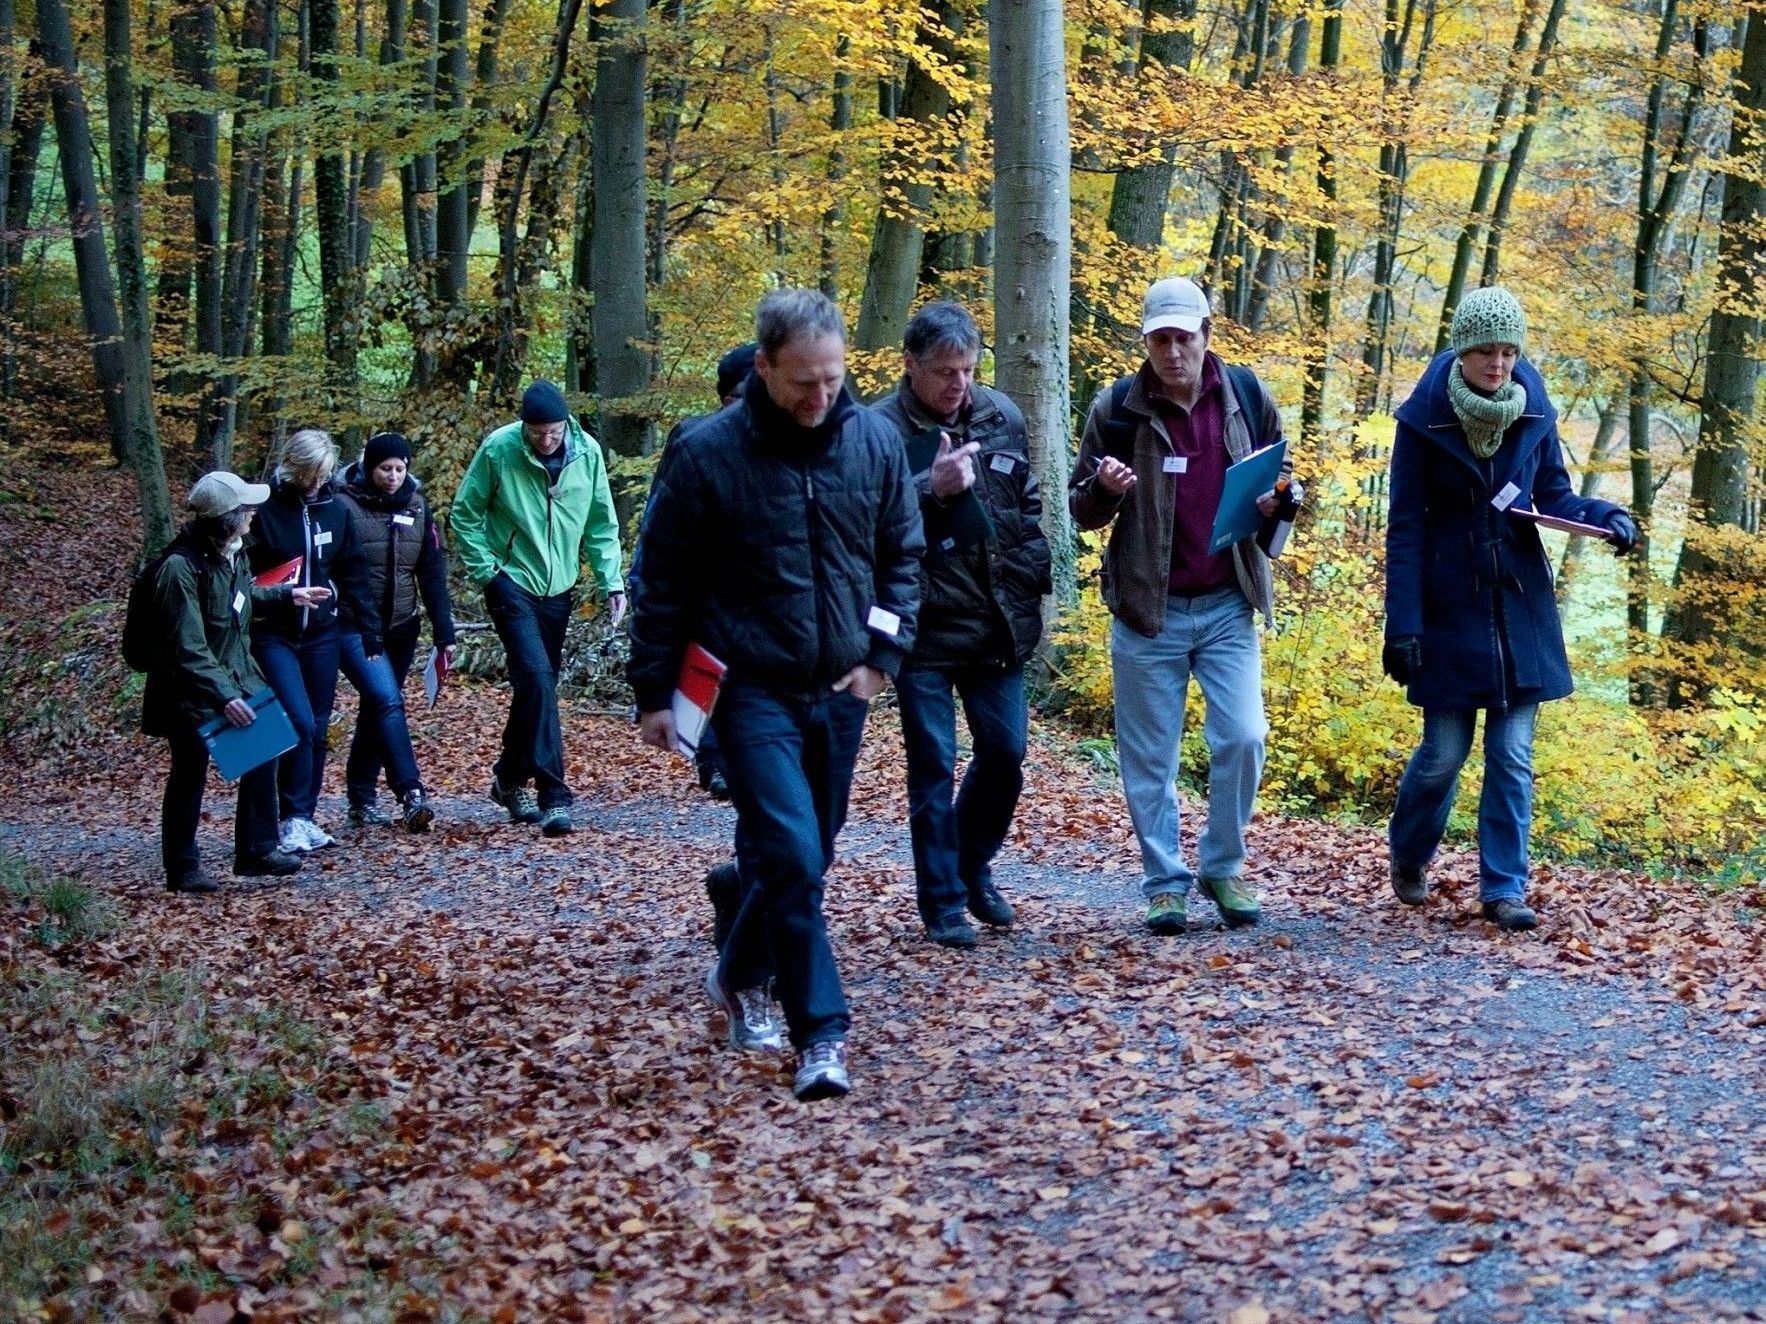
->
xmin=451 ymin=380 xmax=625 ymax=836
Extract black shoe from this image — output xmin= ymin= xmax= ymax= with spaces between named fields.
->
xmin=702 ymin=768 xmax=731 ymax=801
xmin=704 ymin=863 xmax=742 ymax=952
xmin=966 ymin=880 xmax=1016 ymax=929
xmin=926 ymin=915 xmax=978 ymax=949
xmin=233 ymin=849 xmax=301 ymax=878
xmin=400 ymin=787 xmax=434 ymax=833
xmin=166 ymin=871 xmax=220 ymax=895
xmin=346 ymin=802 xmax=394 ymax=829
xmin=1390 ymin=860 xmax=1428 ymax=906
xmin=1482 ymin=898 xmax=1538 ymax=932
xmin=540 ymin=805 xmax=574 ymax=837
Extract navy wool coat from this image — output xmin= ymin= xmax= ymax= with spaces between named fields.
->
xmin=1384 ymin=351 xmax=1622 ymax=711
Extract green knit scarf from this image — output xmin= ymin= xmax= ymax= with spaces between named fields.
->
xmin=1447 ymin=362 xmax=1525 ymax=459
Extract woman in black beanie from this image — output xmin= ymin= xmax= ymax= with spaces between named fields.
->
xmin=335 ymin=431 xmax=457 ymax=830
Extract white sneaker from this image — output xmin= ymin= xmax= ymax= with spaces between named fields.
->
xmin=299 ymin=818 xmax=336 ymax=850
xmin=278 ymin=820 xmax=309 ymax=854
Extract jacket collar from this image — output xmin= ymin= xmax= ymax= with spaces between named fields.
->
xmin=892 ymin=377 xmax=1002 ymax=434
xmin=1399 ymin=350 xmax=1555 ymax=486
xmin=1121 ymin=354 xmax=1232 ymax=419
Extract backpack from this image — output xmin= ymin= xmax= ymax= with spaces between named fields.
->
xmin=1098 ymin=363 xmax=1270 ymax=462
xmin=122 ymin=543 xmax=209 ymax=672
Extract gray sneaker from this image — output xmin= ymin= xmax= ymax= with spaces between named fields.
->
xmin=705 ymin=966 xmax=782 ymax=1053
xmin=793 ymin=1040 xmax=851 ymax=1101
xmin=347 ymin=802 xmax=394 ymax=829
xmin=490 ymin=777 xmax=541 ymax=824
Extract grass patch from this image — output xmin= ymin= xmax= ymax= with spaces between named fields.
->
xmin=1 ymin=850 xmax=118 ymax=946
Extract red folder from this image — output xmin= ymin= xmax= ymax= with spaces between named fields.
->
xmin=254 ymin=556 xmax=302 ymax=588
xmin=672 ymin=642 xmax=727 ymax=756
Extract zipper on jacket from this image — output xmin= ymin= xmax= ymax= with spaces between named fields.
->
xmin=301 ymin=504 xmax=314 ymax=633
xmin=804 ymin=467 xmax=829 ymax=682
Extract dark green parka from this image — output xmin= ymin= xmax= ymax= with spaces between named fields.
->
xmin=141 ymin=532 xmax=285 ymax=737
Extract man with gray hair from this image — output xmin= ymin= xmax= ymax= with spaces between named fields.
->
xmin=1069 ymin=276 xmax=1294 ymax=937
xmin=871 ymin=300 xmax=1051 ymax=948
xmin=629 ymin=288 xmax=924 ymax=1102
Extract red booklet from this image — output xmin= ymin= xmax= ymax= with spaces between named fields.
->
xmin=672 ymin=642 xmax=727 ymax=756
xmin=253 ymin=556 xmax=303 ymax=588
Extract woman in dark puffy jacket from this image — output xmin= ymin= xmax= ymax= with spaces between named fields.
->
xmin=1382 ymin=287 xmax=1639 ymax=932
xmin=248 ymin=428 xmax=431 ymax=848
xmin=335 ymin=431 xmax=456 ymax=830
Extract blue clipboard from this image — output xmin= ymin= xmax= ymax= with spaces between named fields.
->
xmin=196 ymin=688 xmax=297 ymax=781
xmin=1207 ymin=440 xmax=1288 ymax=554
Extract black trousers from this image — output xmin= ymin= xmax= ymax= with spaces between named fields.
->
xmin=162 ymin=728 xmax=281 ymax=882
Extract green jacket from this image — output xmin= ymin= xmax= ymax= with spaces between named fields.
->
xmin=450 ymin=418 xmax=624 ymax=598
xmin=141 ymin=538 xmax=280 ymax=737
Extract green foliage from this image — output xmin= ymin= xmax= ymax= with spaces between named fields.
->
xmin=1 ymin=851 xmax=119 ymax=946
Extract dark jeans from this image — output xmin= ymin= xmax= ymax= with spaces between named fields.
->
xmin=162 ymin=728 xmax=280 ymax=880
xmin=714 ymin=683 xmax=869 ymax=1051
xmin=255 ymin=628 xmax=342 ymax=820
xmin=341 ymin=624 xmax=424 ymax=804
xmin=483 ymin=573 xmax=574 ymax=808
xmin=896 ymin=663 xmax=1029 ymax=925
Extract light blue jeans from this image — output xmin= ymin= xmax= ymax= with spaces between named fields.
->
xmin=1111 ymin=587 xmax=1267 ymax=899
xmin=1389 ymin=704 xmax=1539 ymax=903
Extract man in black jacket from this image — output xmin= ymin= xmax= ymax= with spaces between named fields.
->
xmin=872 ymin=302 xmax=1052 ymax=948
xmin=630 ymin=289 xmax=924 ymax=1102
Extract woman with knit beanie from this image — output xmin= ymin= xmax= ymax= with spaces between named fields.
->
xmin=334 ymin=431 xmax=457 ymax=831
xmin=1381 ymin=287 xmax=1639 ymax=931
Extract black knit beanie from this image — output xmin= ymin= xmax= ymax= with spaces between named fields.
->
xmin=364 ymin=431 xmax=413 ymax=471
xmin=520 ymin=380 xmax=571 ymax=425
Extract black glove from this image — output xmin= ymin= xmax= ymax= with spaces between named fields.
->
xmin=1605 ymin=511 xmax=1639 ymax=555
xmin=1382 ymin=636 xmax=1422 ymax=685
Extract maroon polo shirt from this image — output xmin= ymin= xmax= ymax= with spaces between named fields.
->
xmin=1147 ymin=357 xmax=1235 ymax=597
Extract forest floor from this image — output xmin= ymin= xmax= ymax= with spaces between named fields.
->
xmin=3 ymin=450 xmax=1765 ymax=1323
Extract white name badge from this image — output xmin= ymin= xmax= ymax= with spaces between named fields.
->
xmin=940 ymin=537 xmax=957 ymax=552
xmin=392 ymin=514 xmax=416 ymax=526
xmin=990 ymin=454 xmax=1015 ymax=474
xmin=232 ymin=590 xmax=246 ymax=616
xmin=1162 ymin=455 xmax=1189 ymax=475
xmin=314 ymin=530 xmax=333 ymax=547
xmin=866 ymin=605 xmax=901 ymax=638
xmin=1491 ymin=481 xmax=1521 ymax=512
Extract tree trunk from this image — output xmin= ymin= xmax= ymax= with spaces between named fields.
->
xmin=1104 ymin=0 xmax=1195 ymax=252
xmin=0 ymin=3 xmax=19 ymax=405
xmin=1300 ymin=0 xmax=1342 ymax=446
xmin=310 ymin=0 xmax=360 ymax=422
xmin=488 ymin=0 xmax=585 ymax=402
xmin=588 ymin=0 xmax=649 ymax=455
xmin=1624 ymin=0 xmax=1711 ymax=705
xmin=1476 ymin=0 xmax=1569 ymax=284
xmin=854 ymin=0 xmax=962 ymax=351
xmin=990 ymin=0 xmax=1074 ymax=609
xmin=464 ymin=0 xmax=511 ymax=239
xmin=40 ymin=0 xmax=174 ymax=543
xmin=212 ymin=0 xmax=276 ymax=468
xmin=434 ymin=0 xmax=471 ymax=306
xmin=1661 ymin=9 xmax=1765 ymax=694
xmin=1434 ymin=0 xmax=1539 ymax=352
xmin=820 ymin=42 xmax=853 ymax=301
xmin=101 ymin=0 xmax=174 ymax=554
xmin=1555 ymin=397 xmax=1621 ymax=601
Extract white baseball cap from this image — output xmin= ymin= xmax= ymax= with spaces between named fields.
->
xmin=1141 ymin=277 xmax=1211 ymax=336
xmin=187 ymin=471 xmax=271 ymax=517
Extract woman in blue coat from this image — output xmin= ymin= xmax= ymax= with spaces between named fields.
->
xmin=1382 ymin=287 xmax=1638 ymax=930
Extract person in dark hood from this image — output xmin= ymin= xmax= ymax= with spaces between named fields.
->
xmin=335 ymin=431 xmax=457 ymax=830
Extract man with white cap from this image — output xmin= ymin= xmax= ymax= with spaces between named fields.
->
xmin=138 ymin=472 xmax=331 ymax=893
xmin=1068 ymin=276 xmax=1294 ymax=936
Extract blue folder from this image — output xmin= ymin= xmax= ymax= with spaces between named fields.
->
xmin=1207 ymin=440 xmax=1288 ymax=554
xmin=197 ymin=688 xmax=298 ymax=781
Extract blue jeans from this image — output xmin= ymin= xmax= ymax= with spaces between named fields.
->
xmin=255 ymin=628 xmax=342 ymax=820
xmin=483 ymin=574 xmax=574 ymax=809
xmin=896 ymin=663 xmax=1028 ymax=925
xmin=1389 ymin=704 xmax=1539 ymax=903
xmin=339 ymin=626 xmax=423 ymax=803
xmin=1110 ymin=587 xmax=1267 ymax=898
xmin=713 ymin=683 xmax=869 ymax=1051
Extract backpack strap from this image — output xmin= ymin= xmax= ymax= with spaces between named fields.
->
xmin=1099 ymin=376 xmax=1138 ymax=463
xmin=1225 ymin=364 xmax=1269 ymax=448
